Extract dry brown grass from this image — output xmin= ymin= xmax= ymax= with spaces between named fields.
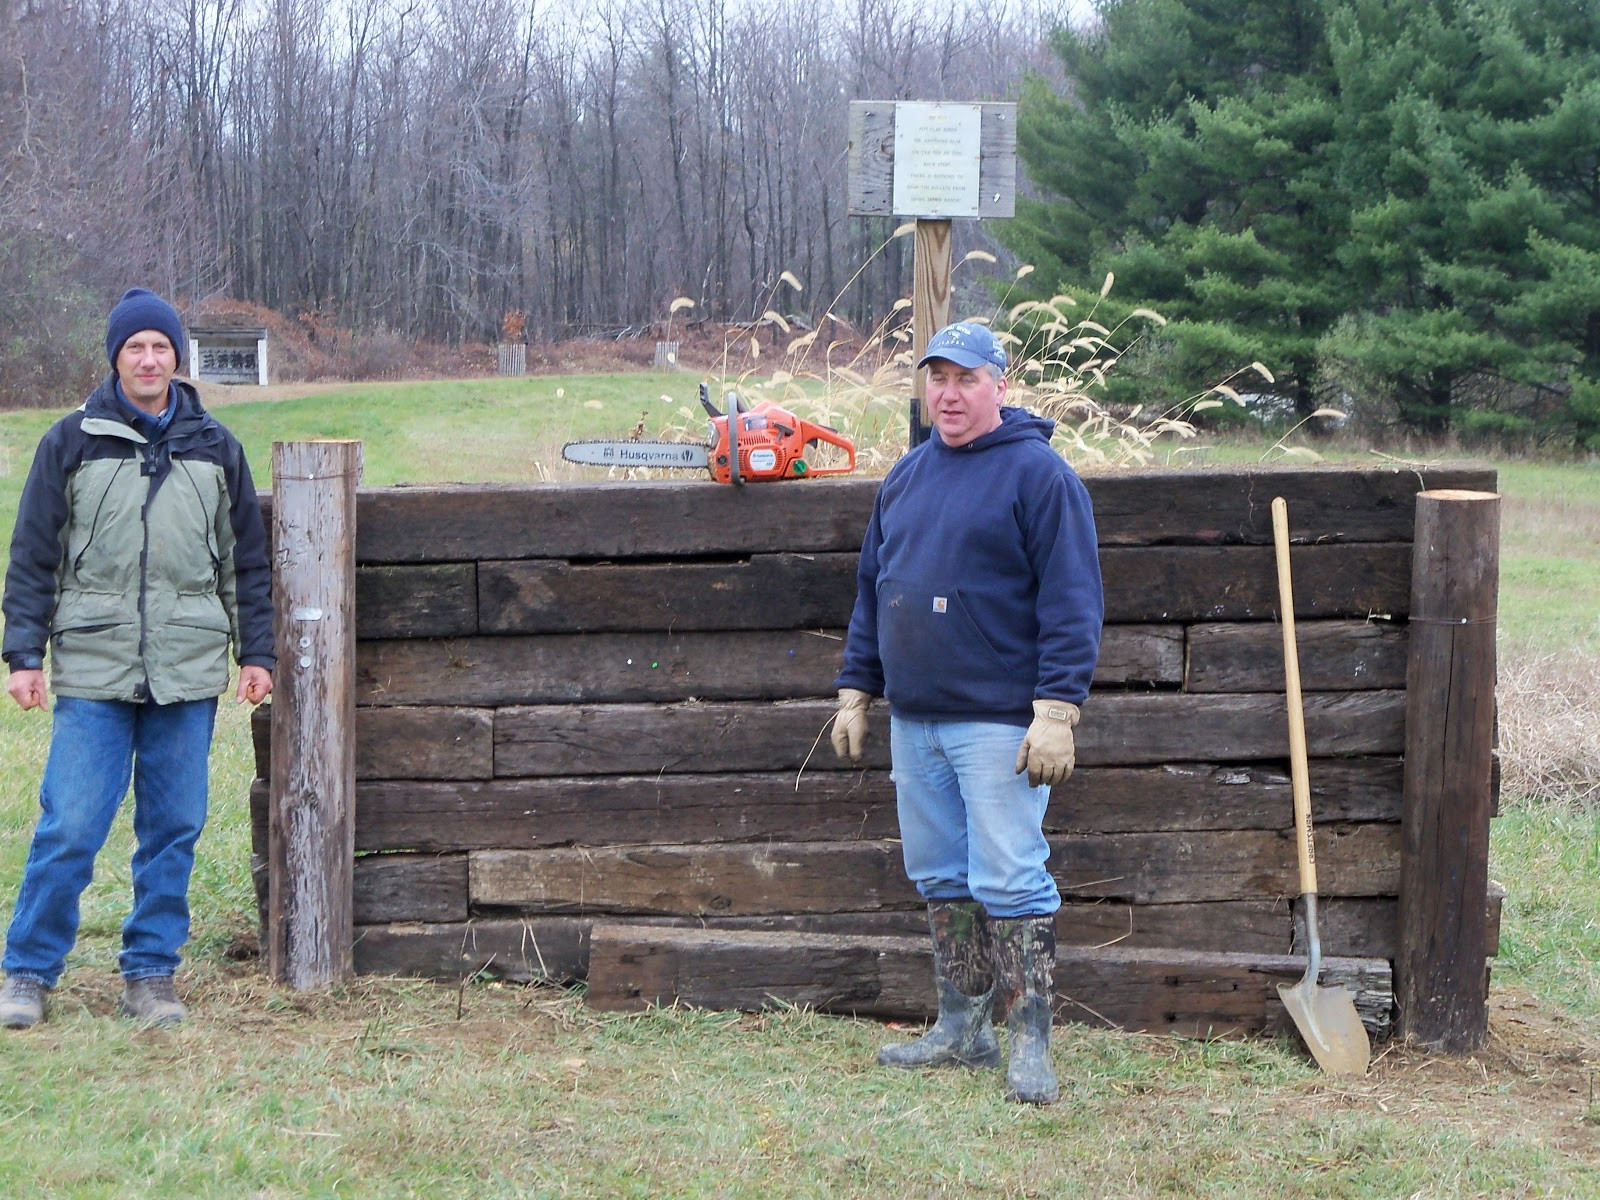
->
xmin=1498 ymin=642 xmax=1600 ymax=805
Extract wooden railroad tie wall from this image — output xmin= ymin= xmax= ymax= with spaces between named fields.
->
xmin=250 ymin=466 xmax=1501 ymax=1044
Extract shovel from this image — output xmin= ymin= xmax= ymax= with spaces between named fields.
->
xmin=1271 ymin=496 xmax=1371 ymax=1076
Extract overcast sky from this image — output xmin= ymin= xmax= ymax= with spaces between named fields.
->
xmin=1064 ymin=0 xmax=1099 ymax=29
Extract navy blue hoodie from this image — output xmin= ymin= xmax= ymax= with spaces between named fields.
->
xmin=835 ymin=407 xmax=1103 ymax=724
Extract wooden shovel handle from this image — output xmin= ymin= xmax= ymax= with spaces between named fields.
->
xmin=1272 ymin=497 xmax=1318 ymax=896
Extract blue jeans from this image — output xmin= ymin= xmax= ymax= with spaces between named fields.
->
xmin=3 ymin=695 xmax=217 ymax=986
xmin=889 ymin=715 xmax=1061 ymax=919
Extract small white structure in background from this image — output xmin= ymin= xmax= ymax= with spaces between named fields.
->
xmin=188 ymin=327 xmax=269 ymax=386
xmin=497 ymin=343 xmax=527 ymax=375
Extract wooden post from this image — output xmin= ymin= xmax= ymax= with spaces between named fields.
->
xmin=268 ymin=440 xmax=361 ymax=989
xmin=1397 ymin=488 xmax=1500 ymax=1051
xmin=909 ymin=218 xmax=953 ymax=446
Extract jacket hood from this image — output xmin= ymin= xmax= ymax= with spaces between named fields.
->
xmin=933 ymin=405 xmax=1056 ymax=452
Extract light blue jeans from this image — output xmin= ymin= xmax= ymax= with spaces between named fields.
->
xmin=889 ymin=715 xmax=1061 ymax=919
xmin=3 ymin=695 xmax=217 ymax=986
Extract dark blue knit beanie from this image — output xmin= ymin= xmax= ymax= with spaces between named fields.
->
xmin=105 ymin=288 xmax=185 ymax=368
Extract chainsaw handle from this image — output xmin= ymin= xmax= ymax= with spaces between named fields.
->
xmin=795 ymin=418 xmax=857 ymax=476
xmin=725 ymin=390 xmax=742 ymax=485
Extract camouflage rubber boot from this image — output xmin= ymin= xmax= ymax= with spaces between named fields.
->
xmin=992 ymin=915 xmax=1060 ymax=1104
xmin=0 ymin=975 xmax=48 ymax=1029
xmin=118 ymin=976 xmax=188 ymax=1026
xmin=878 ymin=899 xmax=1000 ymax=1070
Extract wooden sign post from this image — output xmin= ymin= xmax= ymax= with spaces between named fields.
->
xmin=847 ymin=100 xmax=1017 ymax=444
xmin=268 ymin=439 xmax=362 ymax=989
xmin=1397 ymin=489 xmax=1501 ymax=1051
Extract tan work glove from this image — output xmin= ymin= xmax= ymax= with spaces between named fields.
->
xmin=1014 ymin=699 xmax=1080 ymax=787
xmin=830 ymin=688 xmax=873 ymax=762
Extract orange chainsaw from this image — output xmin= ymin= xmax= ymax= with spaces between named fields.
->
xmin=562 ymin=385 xmax=856 ymax=484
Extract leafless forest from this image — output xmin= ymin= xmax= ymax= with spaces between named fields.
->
xmin=1 ymin=0 xmax=1071 ymax=379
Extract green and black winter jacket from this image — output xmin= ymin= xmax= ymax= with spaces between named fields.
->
xmin=1 ymin=376 xmax=274 ymax=703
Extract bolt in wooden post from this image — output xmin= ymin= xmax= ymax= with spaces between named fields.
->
xmin=1398 ymin=488 xmax=1500 ymax=1051
xmin=268 ymin=440 xmax=361 ymax=989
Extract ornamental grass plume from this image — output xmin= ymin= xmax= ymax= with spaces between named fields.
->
xmin=610 ymin=238 xmax=1318 ymax=479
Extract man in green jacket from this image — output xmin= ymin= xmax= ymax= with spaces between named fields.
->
xmin=0 ymin=288 xmax=275 ymax=1028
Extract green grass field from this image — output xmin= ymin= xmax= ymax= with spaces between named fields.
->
xmin=0 ymin=377 xmax=1595 ymax=1198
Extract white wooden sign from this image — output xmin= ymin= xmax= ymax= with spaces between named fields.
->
xmin=891 ymin=102 xmax=982 ymax=218
xmin=189 ymin=327 xmax=269 ymax=386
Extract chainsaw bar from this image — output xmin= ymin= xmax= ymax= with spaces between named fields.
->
xmin=561 ymin=441 xmax=710 ymax=469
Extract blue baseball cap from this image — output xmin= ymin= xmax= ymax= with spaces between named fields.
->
xmin=916 ymin=321 xmax=1006 ymax=373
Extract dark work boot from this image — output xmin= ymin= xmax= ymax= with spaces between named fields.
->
xmin=992 ymin=915 xmax=1060 ymax=1105
xmin=118 ymin=976 xmax=187 ymax=1026
xmin=878 ymin=900 xmax=1000 ymax=1070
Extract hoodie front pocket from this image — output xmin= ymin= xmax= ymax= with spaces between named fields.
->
xmin=876 ymin=575 xmax=1022 ymax=710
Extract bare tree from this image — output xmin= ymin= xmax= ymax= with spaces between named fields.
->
xmin=1 ymin=0 xmax=1067 ymax=393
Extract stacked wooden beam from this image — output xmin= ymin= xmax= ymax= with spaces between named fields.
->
xmin=249 ymin=466 xmax=1499 ymax=1041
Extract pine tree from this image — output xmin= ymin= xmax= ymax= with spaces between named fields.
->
xmin=1008 ymin=0 xmax=1600 ymax=437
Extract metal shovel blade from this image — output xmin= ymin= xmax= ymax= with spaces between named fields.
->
xmin=1277 ymin=974 xmax=1370 ymax=1076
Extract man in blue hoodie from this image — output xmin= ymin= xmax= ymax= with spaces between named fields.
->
xmin=831 ymin=321 xmax=1103 ymax=1105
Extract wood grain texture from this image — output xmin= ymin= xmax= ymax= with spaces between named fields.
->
xmin=296 ymin=467 xmax=1495 ymax=565
xmin=1053 ymin=899 xmax=1290 ymax=954
xmin=467 ymin=826 xmax=1395 ymax=916
xmin=1101 ymin=543 xmax=1411 ymax=622
xmin=1093 ymin=625 xmax=1185 ymax=685
xmin=268 ymin=440 xmax=359 ymax=988
xmin=583 ymin=925 xmax=1393 ymax=1039
xmin=351 ymin=482 xmax=878 ymax=562
xmin=357 ymin=564 xmax=477 ymax=638
xmin=350 ymin=761 xmax=1401 ymax=854
xmin=354 ymin=624 xmax=1191 ymax=707
xmin=470 ymin=841 xmax=920 ymax=916
xmin=255 ymin=704 xmax=493 ymax=781
xmin=478 ymin=553 xmax=860 ymax=634
xmin=490 ymin=698 xmax=1405 ymax=787
xmin=1080 ymin=690 xmax=1406 ymax=764
xmin=1049 ymin=823 xmax=1398 ymax=902
xmin=356 ymin=659 xmax=1401 ymax=763
xmin=367 ymin=546 xmax=1416 ymax=637
xmin=1399 ymin=490 xmax=1500 ymax=1052
xmin=352 ymin=917 xmax=591 ymax=982
xmin=352 ymin=852 xmax=468 ymax=924
xmin=1185 ymin=619 xmax=1408 ymax=693
xmin=347 ymin=900 xmax=1302 ymax=982
xmin=1083 ymin=466 xmax=1495 ymax=548
xmin=1291 ymin=889 xmax=1500 ymax=972
xmin=1043 ymin=758 xmax=1403 ymax=833
xmin=352 ymin=773 xmax=899 ymax=853
xmin=352 ymin=706 xmax=494 ymax=780
xmin=911 ymin=217 xmax=953 ymax=420
xmin=356 ymin=630 xmax=846 ymax=706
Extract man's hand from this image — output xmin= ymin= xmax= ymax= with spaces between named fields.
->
xmin=7 ymin=669 xmax=49 ymax=712
xmin=1015 ymin=699 xmax=1080 ymax=787
xmin=830 ymin=688 xmax=873 ymax=762
xmin=236 ymin=665 xmax=273 ymax=705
